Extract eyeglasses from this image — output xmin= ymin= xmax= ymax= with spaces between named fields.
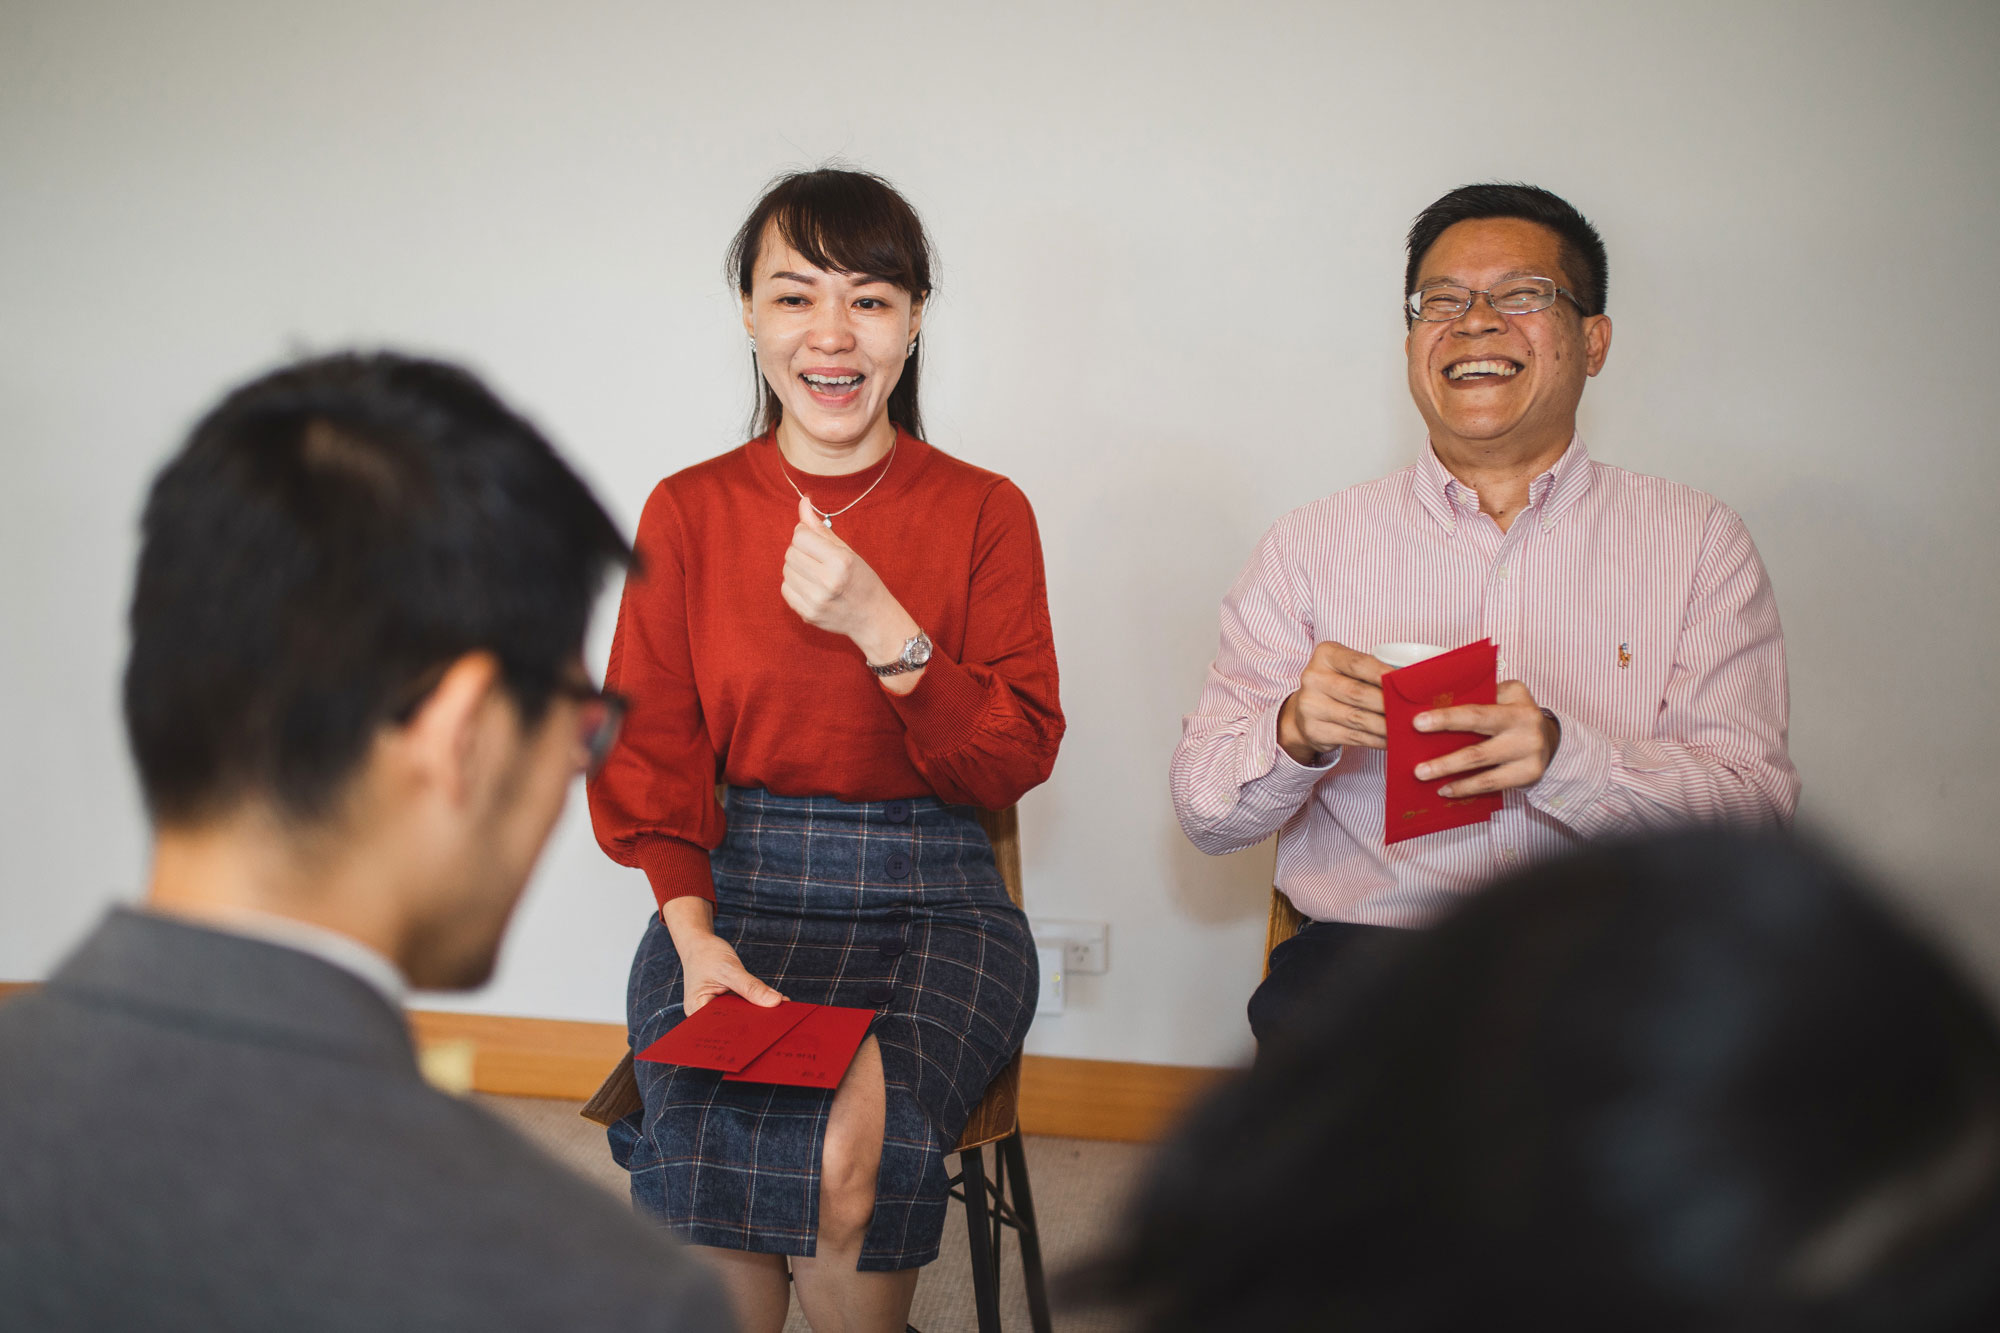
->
xmin=554 ymin=679 xmax=626 ymax=778
xmin=1406 ymin=277 xmax=1583 ymax=322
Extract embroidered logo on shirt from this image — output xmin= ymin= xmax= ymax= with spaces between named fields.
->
xmin=1617 ymin=643 xmax=1632 ymax=669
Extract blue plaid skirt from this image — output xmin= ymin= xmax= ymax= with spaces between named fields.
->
xmin=608 ymin=787 xmax=1037 ymax=1270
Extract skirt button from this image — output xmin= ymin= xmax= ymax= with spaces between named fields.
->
xmin=885 ymin=851 xmax=912 ymax=880
xmin=885 ymin=800 xmax=912 ymax=824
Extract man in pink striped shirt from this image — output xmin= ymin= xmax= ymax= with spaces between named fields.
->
xmin=1171 ymin=183 xmax=1799 ymax=1044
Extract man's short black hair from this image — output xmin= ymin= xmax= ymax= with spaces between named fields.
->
xmin=1405 ymin=182 xmax=1608 ymax=319
xmin=124 ymin=351 xmax=631 ymax=826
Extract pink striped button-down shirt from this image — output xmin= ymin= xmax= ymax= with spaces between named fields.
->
xmin=1170 ymin=437 xmax=1797 ymax=927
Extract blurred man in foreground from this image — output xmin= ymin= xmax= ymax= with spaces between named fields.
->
xmin=0 ymin=353 xmax=729 ymax=1331
xmin=1077 ymin=831 xmax=2000 ymax=1331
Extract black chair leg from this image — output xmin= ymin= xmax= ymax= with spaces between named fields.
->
xmin=999 ymin=1130 xmax=1053 ymax=1333
xmin=959 ymin=1144 xmax=1003 ymax=1333
xmin=989 ymin=1136 xmax=1008 ymax=1275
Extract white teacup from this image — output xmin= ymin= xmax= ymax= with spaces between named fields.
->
xmin=1371 ymin=641 xmax=1445 ymax=671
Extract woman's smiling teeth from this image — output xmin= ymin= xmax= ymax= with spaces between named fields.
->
xmin=1445 ymin=359 xmax=1521 ymax=382
xmin=803 ymin=372 xmax=862 ymax=390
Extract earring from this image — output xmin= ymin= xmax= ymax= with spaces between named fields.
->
xmin=906 ymin=339 xmax=918 ymax=357
xmin=748 ymin=335 xmax=757 ymax=351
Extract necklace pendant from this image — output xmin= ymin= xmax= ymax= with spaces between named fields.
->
xmin=822 ymin=516 xmax=834 ymax=529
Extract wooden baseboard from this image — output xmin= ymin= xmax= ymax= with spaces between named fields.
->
xmin=1016 ymin=1050 xmax=1229 ymax=1143
xmin=411 ymin=1009 xmax=1227 ymax=1143
xmin=408 ymin=1010 xmax=632 ymax=1099
xmin=2 ymin=983 xmax=1228 ymax=1143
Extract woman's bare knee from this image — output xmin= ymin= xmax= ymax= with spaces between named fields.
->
xmin=817 ymin=1167 xmax=875 ymax=1245
xmin=818 ymin=1035 xmax=887 ymax=1248
xmin=818 ymin=1119 xmax=881 ymax=1243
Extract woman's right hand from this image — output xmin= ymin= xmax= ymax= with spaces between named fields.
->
xmin=660 ymin=898 xmax=785 ymax=1015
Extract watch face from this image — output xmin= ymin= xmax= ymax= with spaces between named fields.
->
xmin=907 ymin=632 xmax=933 ymax=667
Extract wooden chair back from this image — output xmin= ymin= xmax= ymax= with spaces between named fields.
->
xmin=959 ymin=805 xmax=1024 ymax=1151
xmin=1264 ymin=887 xmax=1308 ymax=979
xmin=973 ymin=805 xmax=1023 ymax=910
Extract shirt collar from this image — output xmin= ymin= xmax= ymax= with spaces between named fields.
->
xmin=1414 ymin=445 xmax=1466 ymax=530
xmin=157 ymin=906 xmax=410 ymax=1008
xmin=1414 ymin=433 xmax=1594 ymax=532
xmin=1534 ymin=433 xmax=1594 ymax=529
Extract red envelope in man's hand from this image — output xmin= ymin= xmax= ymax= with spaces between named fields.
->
xmin=1381 ymin=638 xmax=1504 ymax=845
xmin=635 ymin=995 xmax=816 ymax=1072
xmin=723 ymin=1004 xmax=876 ymax=1089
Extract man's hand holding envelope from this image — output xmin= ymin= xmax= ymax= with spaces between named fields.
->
xmin=1276 ymin=641 xmax=1392 ymax=765
xmin=1412 ymin=675 xmax=1562 ymax=798
xmin=1277 ymin=637 xmax=1563 ymax=843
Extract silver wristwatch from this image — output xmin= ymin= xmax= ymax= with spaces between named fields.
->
xmin=869 ymin=630 xmax=933 ymax=678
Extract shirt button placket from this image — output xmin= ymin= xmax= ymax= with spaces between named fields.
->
xmin=1490 ymin=522 xmax=1529 ymax=670
xmin=1483 ymin=556 xmax=1504 ymax=647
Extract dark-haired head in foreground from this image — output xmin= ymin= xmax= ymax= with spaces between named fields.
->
xmin=1 ymin=351 xmax=728 ymax=1330
xmin=1074 ymin=833 xmax=2000 ymax=1332
xmin=125 ymin=350 xmax=631 ymax=987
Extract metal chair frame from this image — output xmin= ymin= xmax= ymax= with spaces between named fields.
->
xmin=947 ymin=1120 xmax=1052 ymax=1333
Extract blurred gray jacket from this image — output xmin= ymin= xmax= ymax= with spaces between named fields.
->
xmin=0 ymin=908 xmax=730 ymax=1332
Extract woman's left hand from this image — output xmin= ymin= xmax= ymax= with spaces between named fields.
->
xmin=781 ymin=496 xmax=919 ymax=660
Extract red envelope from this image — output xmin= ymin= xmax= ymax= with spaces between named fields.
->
xmin=635 ymin=995 xmax=816 ymax=1072
xmin=723 ymin=1004 xmax=876 ymax=1089
xmin=1381 ymin=638 xmax=1503 ymax=844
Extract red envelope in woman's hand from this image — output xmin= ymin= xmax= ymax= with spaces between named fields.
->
xmin=1381 ymin=638 xmax=1503 ymax=844
xmin=636 ymin=995 xmax=816 ymax=1072
xmin=723 ymin=1005 xmax=876 ymax=1089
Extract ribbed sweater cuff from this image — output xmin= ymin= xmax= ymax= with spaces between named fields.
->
xmin=632 ymin=836 xmax=715 ymax=908
xmin=887 ymin=655 xmax=990 ymax=755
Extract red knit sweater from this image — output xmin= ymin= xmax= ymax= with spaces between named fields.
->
xmin=587 ymin=431 xmax=1064 ymax=906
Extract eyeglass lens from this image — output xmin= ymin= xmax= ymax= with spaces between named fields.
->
xmin=1410 ymin=278 xmax=1560 ymax=321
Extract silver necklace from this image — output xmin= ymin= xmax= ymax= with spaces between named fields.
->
xmin=777 ymin=436 xmax=897 ymax=530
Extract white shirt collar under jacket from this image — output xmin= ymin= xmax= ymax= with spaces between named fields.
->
xmin=155 ymin=905 xmax=410 ymax=1008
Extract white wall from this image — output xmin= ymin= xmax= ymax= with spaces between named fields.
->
xmin=4 ymin=0 xmax=1996 ymax=1069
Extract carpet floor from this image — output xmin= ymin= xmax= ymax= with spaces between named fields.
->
xmin=478 ymin=1093 xmax=1149 ymax=1333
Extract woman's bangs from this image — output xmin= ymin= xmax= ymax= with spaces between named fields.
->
xmin=771 ymin=195 xmax=925 ymax=295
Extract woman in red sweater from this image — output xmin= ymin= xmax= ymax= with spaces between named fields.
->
xmin=588 ymin=168 xmax=1063 ymax=1333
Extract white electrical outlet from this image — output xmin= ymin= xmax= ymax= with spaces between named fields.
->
xmin=1035 ymin=943 xmax=1065 ymax=1015
xmin=1030 ymin=919 xmax=1108 ymax=975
